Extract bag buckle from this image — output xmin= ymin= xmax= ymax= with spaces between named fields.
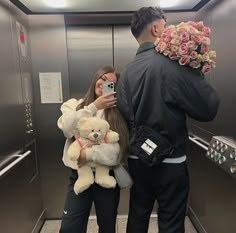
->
xmin=141 ymin=139 xmax=158 ymax=155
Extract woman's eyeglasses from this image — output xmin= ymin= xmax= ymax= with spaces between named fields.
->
xmin=100 ymin=75 xmax=108 ymax=82
xmin=100 ymin=74 xmax=117 ymax=84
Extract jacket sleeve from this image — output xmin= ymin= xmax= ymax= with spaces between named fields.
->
xmin=57 ymin=98 xmax=98 ymax=138
xmin=163 ymin=66 xmax=220 ymax=121
xmin=116 ymin=70 xmax=130 ymax=122
xmin=85 ymin=143 xmax=120 ymax=166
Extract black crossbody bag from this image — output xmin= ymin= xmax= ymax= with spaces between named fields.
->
xmin=126 ymin=80 xmax=176 ymax=167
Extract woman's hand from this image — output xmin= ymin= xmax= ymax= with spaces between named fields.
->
xmin=93 ymin=92 xmax=117 ymax=110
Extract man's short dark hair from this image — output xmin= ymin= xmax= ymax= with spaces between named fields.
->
xmin=131 ymin=7 xmax=166 ymax=38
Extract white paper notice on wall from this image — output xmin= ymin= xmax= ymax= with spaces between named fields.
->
xmin=39 ymin=72 xmax=63 ymax=103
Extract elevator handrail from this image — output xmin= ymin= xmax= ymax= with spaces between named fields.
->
xmin=0 ymin=150 xmax=31 ymax=178
xmin=188 ymin=135 xmax=209 ymax=151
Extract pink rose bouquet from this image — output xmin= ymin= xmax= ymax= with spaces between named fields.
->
xmin=155 ymin=21 xmax=216 ymax=74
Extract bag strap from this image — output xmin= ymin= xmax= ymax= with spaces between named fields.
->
xmin=124 ymin=77 xmax=136 ymax=128
xmin=124 ymin=75 xmax=179 ymax=155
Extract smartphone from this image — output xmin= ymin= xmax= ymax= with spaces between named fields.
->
xmin=102 ymin=81 xmax=115 ymax=96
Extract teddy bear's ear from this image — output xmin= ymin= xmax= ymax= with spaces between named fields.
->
xmin=73 ymin=129 xmax=80 ymax=138
xmin=78 ymin=117 xmax=88 ymax=128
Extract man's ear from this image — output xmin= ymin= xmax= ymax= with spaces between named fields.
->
xmin=151 ymin=23 xmax=159 ymax=37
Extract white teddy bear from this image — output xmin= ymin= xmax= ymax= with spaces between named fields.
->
xmin=67 ymin=116 xmax=120 ymax=194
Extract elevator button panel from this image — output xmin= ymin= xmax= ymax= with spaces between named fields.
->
xmin=206 ymin=136 xmax=236 ymax=178
xmin=25 ymin=102 xmax=33 ymax=132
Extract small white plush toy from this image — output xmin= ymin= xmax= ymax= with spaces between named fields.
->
xmin=67 ymin=116 xmax=119 ymax=194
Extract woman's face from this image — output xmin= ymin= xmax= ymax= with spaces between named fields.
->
xmin=95 ymin=72 xmax=117 ymax=97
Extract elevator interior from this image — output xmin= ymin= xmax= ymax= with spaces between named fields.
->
xmin=0 ymin=0 xmax=236 ymax=233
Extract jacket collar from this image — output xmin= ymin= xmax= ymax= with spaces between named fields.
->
xmin=136 ymin=42 xmax=155 ymax=55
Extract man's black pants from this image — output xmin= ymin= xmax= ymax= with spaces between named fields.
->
xmin=127 ymin=159 xmax=189 ymax=233
xmin=59 ymin=169 xmax=120 ymax=233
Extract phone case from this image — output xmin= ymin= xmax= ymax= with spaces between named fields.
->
xmin=102 ymin=81 xmax=115 ymax=95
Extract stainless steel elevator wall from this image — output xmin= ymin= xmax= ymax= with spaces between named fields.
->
xmin=0 ymin=0 xmax=25 ymax=156
xmin=187 ymin=140 xmax=236 ymax=233
xmin=189 ymin=0 xmax=236 ymax=140
xmin=0 ymin=1 xmax=44 ymax=232
xmin=186 ymin=1 xmax=236 ymax=232
xmin=29 ymin=15 xmax=71 ymax=218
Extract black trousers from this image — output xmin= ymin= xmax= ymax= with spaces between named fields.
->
xmin=127 ymin=159 xmax=189 ymax=233
xmin=59 ymin=169 xmax=120 ymax=233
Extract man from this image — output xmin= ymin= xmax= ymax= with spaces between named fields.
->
xmin=116 ymin=6 xmax=219 ymax=233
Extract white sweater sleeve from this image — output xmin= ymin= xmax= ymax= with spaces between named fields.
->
xmin=57 ymin=98 xmax=98 ymax=138
xmin=85 ymin=143 xmax=120 ymax=166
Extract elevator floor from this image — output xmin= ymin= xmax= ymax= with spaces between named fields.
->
xmin=40 ymin=216 xmax=197 ymax=233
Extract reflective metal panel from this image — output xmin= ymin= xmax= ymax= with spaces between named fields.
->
xmin=0 ymin=0 xmax=25 ymax=156
xmin=113 ymin=25 xmax=138 ymax=72
xmin=67 ymin=26 xmax=113 ymax=99
xmin=188 ymin=0 xmax=236 ymax=138
xmin=29 ymin=15 xmax=71 ymax=218
xmin=187 ymin=140 xmax=236 ymax=233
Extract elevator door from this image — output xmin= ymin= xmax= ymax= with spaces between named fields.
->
xmin=67 ymin=26 xmax=113 ymax=99
xmin=113 ymin=25 xmax=138 ymax=72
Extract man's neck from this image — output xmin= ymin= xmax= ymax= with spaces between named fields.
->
xmin=137 ymin=37 xmax=156 ymax=45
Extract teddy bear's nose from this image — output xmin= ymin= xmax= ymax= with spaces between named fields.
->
xmin=93 ymin=133 xmax=98 ymax=138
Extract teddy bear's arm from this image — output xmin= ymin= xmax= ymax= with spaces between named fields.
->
xmin=67 ymin=140 xmax=82 ymax=161
xmin=106 ymin=130 xmax=119 ymax=143
xmin=85 ymin=142 xmax=120 ymax=166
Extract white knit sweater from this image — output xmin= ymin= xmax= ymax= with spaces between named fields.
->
xmin=57 ymin=98 xmax=120 ymax=170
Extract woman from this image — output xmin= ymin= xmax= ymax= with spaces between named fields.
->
xmin=58 ymin=66 xmax=128 ymax=233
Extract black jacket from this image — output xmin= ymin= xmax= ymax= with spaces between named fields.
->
xmin=116 ymin=42 xmax=220 ymax=155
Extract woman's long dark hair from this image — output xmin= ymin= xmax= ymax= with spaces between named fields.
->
xmin=76 ymin=66 xmax=129 ymax=162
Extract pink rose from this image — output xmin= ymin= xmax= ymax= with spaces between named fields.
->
xmin=202 ymin=27 xmax=211 ymax=37
xmin=179 ymin=55 xmax=190 ymax=65
xmin=190 ymin=51 xmax=198 ymax=59
xmin=159 ymin=41 xmax=167 ymax=52
xmin=169 ymin=53 xmax=178 ymax=60
xmin=200 ymin=44 xmax=208 ymax=54
xmin=166 ymin=42 xmax=172 ymax=49
xmin=197 ymin=21 xmax=204 ymax=30
xmin=189 ymin=61 xmax=201 ymax=68
xmin=201 ymin=37 xmax=210 ymax=46
xmin=177 ymin=27 xmax=188 ymax=33
xmin=155 ymin=46 xmax=161 ymax=53
xmin=191 ymin=35 xmax=201 ymax=44
xmin=187 ymin=41 xmax=197 ymax=50
xmin=156 ymin=21 xmax=216 ymax=75
xmin=164 ymin=36 xmax=172 ymax=43
xmin=178 ymin=43 xmax=189 ymax=55
xmin=180 ymin=31 xmax=189 ymax=43
xmin=201 ymin=63 xmax=211 ymax=74
xmin=187 ymin=21 xmax=198 ymax=28
xmin=189 ymin=27 xmax=198 ymax=35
